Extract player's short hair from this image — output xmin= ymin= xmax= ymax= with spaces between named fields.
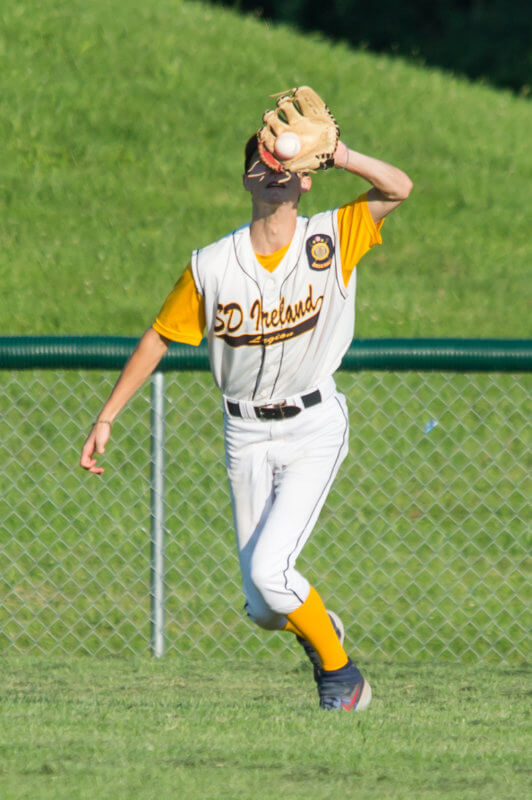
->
xmin=244 ymin=134 xmax=259 ymax=173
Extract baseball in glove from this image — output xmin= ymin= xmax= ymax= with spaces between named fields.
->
xmin=257 ymin=86 xmax=340 ymax=174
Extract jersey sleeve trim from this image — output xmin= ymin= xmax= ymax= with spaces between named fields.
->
xmin=151 ymin=320 xmax=204 ymax=346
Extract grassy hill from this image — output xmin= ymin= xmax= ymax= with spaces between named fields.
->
xmin=0 ymin=0 xmax=530 ymax=339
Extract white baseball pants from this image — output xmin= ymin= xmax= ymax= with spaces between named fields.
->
xmin=223 ymin=390 xmax=349 ymax=630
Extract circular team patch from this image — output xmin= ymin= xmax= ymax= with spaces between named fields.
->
xmin=306 ymin=233 xmax=334 ymax=271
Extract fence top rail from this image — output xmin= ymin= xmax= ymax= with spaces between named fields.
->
xmin=0 ymin=336 xmax=531 ymax=373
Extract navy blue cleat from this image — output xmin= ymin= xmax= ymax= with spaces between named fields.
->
xmin=317 ymin=658 xmax=372 ymax=711
xmin=296 ymin=610 xmax=344 ymax=682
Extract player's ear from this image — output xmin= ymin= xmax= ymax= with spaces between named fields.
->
xmin=300 ymin=174 xmax=312 ymax=194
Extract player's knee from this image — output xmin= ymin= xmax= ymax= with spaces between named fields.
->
xmin=244 ymin=600 xmax=282 ymax=630
xmin=249 ymin=560 xmax=279 ymax=601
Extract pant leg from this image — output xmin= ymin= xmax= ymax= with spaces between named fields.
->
xmin=225 ymin=392 xmax=349 ymax=627
xmin=224 ymin=412 xmax=285 ymax=629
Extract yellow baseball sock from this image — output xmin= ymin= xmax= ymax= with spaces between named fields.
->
xmin=284 ymin=585 xmax=349 ymax=671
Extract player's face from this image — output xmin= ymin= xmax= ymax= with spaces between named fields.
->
xmin=243 ymin=155 xmax=311 ymax=207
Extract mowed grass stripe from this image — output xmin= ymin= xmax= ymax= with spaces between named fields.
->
xmin=0 ymin=656 xmax=530 ymax=800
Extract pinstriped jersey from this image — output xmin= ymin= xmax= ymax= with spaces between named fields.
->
xmin=154 ymin=194 xmax=382 ymax=402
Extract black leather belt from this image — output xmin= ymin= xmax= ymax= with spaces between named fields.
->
xmin=227 ymin=389 xmax=322 ymax=421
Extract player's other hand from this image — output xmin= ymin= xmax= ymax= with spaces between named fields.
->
xmin=80 ymin=422 xmax=111 ymax=475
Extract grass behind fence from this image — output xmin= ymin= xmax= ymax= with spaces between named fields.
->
xmin=1 ymin=370 xmax=529 ymax=663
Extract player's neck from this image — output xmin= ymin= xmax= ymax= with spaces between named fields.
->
xmin=249 ymin=204 xmax=298 ymax=255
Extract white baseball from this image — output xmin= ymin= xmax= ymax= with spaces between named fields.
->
xmin=274 ymin=132 xmax=301 ymax=160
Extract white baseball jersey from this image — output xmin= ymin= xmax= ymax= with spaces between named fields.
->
xmin=152 ymin=192 xmax=384 ymax=627
xmin=154 ymin=194 xmax=383 ymax=403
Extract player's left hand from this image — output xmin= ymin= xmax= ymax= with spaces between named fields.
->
xmin=80 ymin=422 xmax=111 ymax=475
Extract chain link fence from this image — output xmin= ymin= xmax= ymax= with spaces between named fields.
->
xmin=0 ymin=339 xmax=530 ymax=664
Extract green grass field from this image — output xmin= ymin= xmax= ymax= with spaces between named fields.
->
xmin=0 ymin=1 xmax=530 ymax=798
xmin=0 ymin=0 xmax=531 ymax=339
xmin=2 ymin=656 xmax=530 ymax=800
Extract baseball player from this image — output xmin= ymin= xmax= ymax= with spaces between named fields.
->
xmin=80 ymin=88 xmax=412 ymax=711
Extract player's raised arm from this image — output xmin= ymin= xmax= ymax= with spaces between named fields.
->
xmin=252 ymin=86 xmax=411 ymax=225
xmin=80 ymin=327 xmax=170 ymax=474
xmin=333 ymin=140 xmax=413 ymax=223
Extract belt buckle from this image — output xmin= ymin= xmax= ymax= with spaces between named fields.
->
xmin=255 ymin=400 xmax=286 ymax=420
xmin=255 ymin=400 xmax=302 ymax=420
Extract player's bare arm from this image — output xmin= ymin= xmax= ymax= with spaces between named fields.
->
xmin=80 ymin=327 xmax=170 ymax=474
xmin=333 ymin=141 xmax=413 ymax=224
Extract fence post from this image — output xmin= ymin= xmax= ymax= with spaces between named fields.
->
xmin=150 ymin=371 xmax=165 ymax=657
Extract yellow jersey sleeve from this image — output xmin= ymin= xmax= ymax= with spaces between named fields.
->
xmin=152 ymin=263 xmax=205 ymax=345
xmin=337 ymin=192 xmax=384 ymax=287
